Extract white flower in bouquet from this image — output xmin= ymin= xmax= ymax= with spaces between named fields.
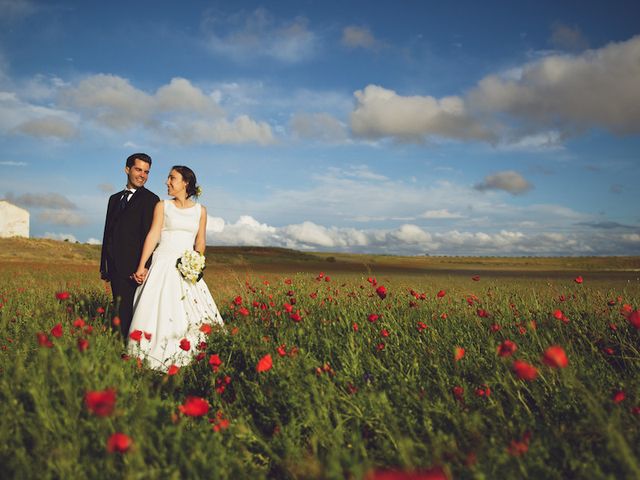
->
xmin=176 ymin=250 xmax=206 ymax=283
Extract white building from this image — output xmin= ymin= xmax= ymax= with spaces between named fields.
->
xmin=0 ymin=200 xmax=29 ymax=238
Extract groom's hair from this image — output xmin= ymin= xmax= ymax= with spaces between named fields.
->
xmin=126 ymin=153 xmax=152 ymax=168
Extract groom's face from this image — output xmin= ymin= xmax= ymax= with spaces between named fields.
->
xmin=125 ymin=159 xmax=151 ymax=189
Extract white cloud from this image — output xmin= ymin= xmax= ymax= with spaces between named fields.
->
xmin=497 ymin=130 xmax=564 ymax=151
xmin=207 ymin=215 xmax=277 ymax=246
xmin=290 ymin=112 xmax=348 ymax=143
xmin=420 ymin=209 xmax=464 ymax=219
xmin=348 ymin=35 xmax=640 ymax=145
xmin=5 ymin=192 xmax=76 ymax=209
xmin=0 ymin=91 xmax=77 ymax=139
xmin=165 ymin=115 xmax=274 ymax=145
xmin=58 ymin=74 xmax=274 ymax=145
xmin=342 ymin=26 xmax=378 ymax=50
xmin=474 ymin=171 xmax=533 ymax=195
xmin=469 ymin=35 xmax=640 ymax=135
xmin=98 ymin=183 xmax=114 ymax=194
xmin=43 ymin=232 xmax=78 ymax=243
xmin=60 ymin=74 xmax=153 ymax=129
xmin=86 ymin=237 xmax=101 ymax=245
xmin=550 ymin=23 xmax=589 ymax=52
xmin=0 ymin=0 xmax=36 ymax=23
xmin=202 ymin=8 xmax=318 ymax=63
xmin=0 ymin=160 xmax=27 ymax=166
xmin=155 ymin=77 xmax=223 ymax=115
xmin=38 ymin=210 xmax=86 ymax=227
xmin=14 ymin=115 xmax=76 ymax=139
xmin=204 ymin=212 xmax=640 ymax=255
xmin=350 ymin=84 xmax=494 ymax=142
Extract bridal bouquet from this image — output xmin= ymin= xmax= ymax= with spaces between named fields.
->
xmin=176 ymin=250 xmax=206 ymax=283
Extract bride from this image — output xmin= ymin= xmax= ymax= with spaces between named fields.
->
xmin=127 ymin=165 xmax=223 ymax=371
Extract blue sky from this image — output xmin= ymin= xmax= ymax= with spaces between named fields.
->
xmin=1 ymin=0 xmax=639 ymax=255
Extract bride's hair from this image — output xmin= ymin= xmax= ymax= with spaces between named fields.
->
xmin=171 ymin=165 xmax=200 ymax=198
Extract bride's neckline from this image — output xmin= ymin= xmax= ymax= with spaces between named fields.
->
xmin=168 ymin=199 xmax=197 ymax=210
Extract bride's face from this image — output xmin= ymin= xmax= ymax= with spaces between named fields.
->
xmin=166 ymin=169 xmax=187 ymax=197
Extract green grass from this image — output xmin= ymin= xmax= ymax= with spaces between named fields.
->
xmin=0 ymin=251 xmax=639 ymax=479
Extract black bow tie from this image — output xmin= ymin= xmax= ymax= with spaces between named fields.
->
xmin=118 ymin=190 xmax=134 ymax=210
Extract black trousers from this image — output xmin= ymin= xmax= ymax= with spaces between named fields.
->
xmin=109 ymin=273 xmax=138 ymax=339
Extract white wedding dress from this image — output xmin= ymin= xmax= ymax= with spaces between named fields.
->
xmin=127 ymin=200 xmax=223 ymax=370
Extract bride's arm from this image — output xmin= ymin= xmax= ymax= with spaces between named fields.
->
xmin=194 ymin=205 xmax=207 ymax=255
xmin=133 ymin=201 xmax=164 ymax=281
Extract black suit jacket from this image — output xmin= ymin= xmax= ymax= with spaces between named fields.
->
xmin=100 ymin=187 xmax=160 ymax=280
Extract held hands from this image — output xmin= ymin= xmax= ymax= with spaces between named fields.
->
xmin=132 ymin=268 xmax=149 ymax=284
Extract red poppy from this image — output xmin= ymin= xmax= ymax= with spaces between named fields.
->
xmin=167 ymin=365 xmax=180 ymax=376
xmin=553 ymin=309 xmax=569 ymax=323
xmin=212 ymin=410 xmax=231 ymax=432
xmin=476 ymin=309 xmax=489 ymax=318
xmin=380 ymin=329 xmax=389 ymax=338
xmin=143 ymin=331 xmax=152 ymax=341
xmin=612 ymin=390 xmax=626 ymax=404
xmin=368 ymin=313 xmax=379 ymax=323
xmin=277 ymin=344 xmax=287 ymax=357
xmin=542 ymin=345 xmax=568 ymax=368
xmin=37 ymin=332 xmax=53 ymax=348
xmin=73 ymin=318 xmax=86 ymax=328
xmin=497 ymin=340 xmax=517 ymax=357
xmin=283 ymin=302 xmax=293 ymax=313
xmin=112 ymin=316 xmax=121 ymax=327
xmin=452 ymin=385 xmax=464 ymax=401
xmin=574 ymin=275 xmax=583 ymax=284
xmin=376 ymin=286 xmax=387 ymax=299
xmin=238 ymin=307 xmax=250 ymax=316
xmin=50 ymin=323 xmax=63 ymax=338
xmin=233 ymin=295 xmax=243 ymax=305
xmin=209 ymin=354 xmax=222 ymax=372
xmin=367 ymin=466 xmax=447 ymax=480
xmin=417 ymin=321 xmax=428 ymax=332
xmin=256 ymin=354 xmax=273 ymax=372
xmin=367 ymin=277 xmax=377 ymax=286
xmin=475 ymin=385 xmax=491 ymax=397
xmin=352 ymin=322 xmax=359 ymax=332
xmin=290 ymin=311 xmax=302 ymax=322
xmin=85 ymin=389 xmax=116 ymax=416
xmin=77 ymin=338 xmax=89 ymax=352
xmin=507 ymin=432 xmax=531 ymax=457
xmin=512 ymin=360 xmax=538 ymax=381
xmin=200 ymin=324 xmax=212 ymax=334
xmin=627 ymin=310 xmax=640 ymax=329
xmin=106 ymin=432 xmax=132 ymax=453
xmin=179 ymin=396 xmax=210 ymax=416
xmin=179 ymin=338 xmax=191 ymax=351
xmin=55 ymin=291 xmax=70 ymax=301
xmin=454 ymin=347 xmax=465 ymax=362
xmin=436 ymin=290 xmax=446 ymax=298
xmin=96 ymin=307 xmax=105 ymax=314
xmin=376 ymin=342 xmax=385 ymax=351
xmin=129 ymin=330 xmax=142 ymax=342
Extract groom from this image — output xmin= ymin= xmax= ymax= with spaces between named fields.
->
xmin=100 ymin=153 xmax=160 ymax=338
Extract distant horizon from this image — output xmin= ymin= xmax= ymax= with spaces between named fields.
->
xmin=1 ymin=1 xmax=639 ymax=256
xmin=5 ymin=235 xmax=640 ymax=260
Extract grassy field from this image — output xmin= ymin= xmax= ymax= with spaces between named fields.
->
xmin=0 ymin=238 xmax=639 ymax=479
